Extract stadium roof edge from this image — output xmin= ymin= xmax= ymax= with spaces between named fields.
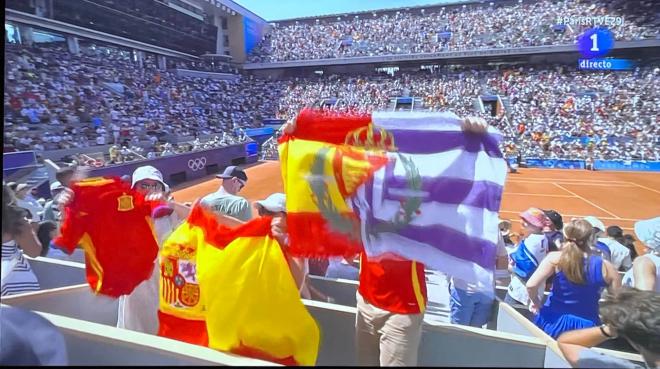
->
xmin=193 ymin=0 xmax=266 ymax=23
xmin=5 ymin=9 xmax=199 ymax=60
xmin=221 ymin=0 xmax=267 ymax=23
xmin=267 ymin=0 xmax=524 ymax=23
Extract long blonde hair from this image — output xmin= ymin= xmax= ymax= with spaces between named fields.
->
xmin=558 ymin=219 xmax=594 ymax=284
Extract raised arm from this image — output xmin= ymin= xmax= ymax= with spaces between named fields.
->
xmin=601 ymin=259 xmax=621 ymax=294
xmin=632 ymin=256 xmax=657 ymax=291
xmin=13 ymin=218 xmax=43 ymax=258
xmin=526 ymin=252 xmax=560 ymax=311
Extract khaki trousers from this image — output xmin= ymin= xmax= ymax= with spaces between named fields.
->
xmin=355 ymin=292 xmax=424 ymax=366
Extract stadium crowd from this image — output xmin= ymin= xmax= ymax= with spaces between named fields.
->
xmin=4 ymin=42 xmax=279 ymax=160
xmin=274 ymin=67 xmax=659 ymax=161
xmin=247 ymin=0 xmax=658 ymax=62
xmin=5 ymin=40 xmax=659 ymax=162
xmin=3 ymin=0 xmax=660 ymax=366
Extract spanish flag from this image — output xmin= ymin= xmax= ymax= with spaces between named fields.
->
xmin=158 ymin=204 xmax=209 ymax=346
xmin=159 ymin=204 xmax=320 ymax=365
xmin=278 ymin=108 xmax=390 ymax=257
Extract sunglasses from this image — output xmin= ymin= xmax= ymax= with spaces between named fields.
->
xmin=138 ymin=182 xmax=161 ymax=190
xmin=235 ymin=177 xmax=246 ymax=191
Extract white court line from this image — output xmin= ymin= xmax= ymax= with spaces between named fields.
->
xmin=508 ymin=180 xmax=635 ymax=187
xmin=552 ymin=183 xmax=621 ymax=219
xmin=505 ymin=218 xmax=634 ymax=230
xmin=627 ymin=182 xmax=660 ymax=195
xmin=499 ymin=210 xmax=638 ymax=222
xmin=510 ymin=177 xmax=632 ymax=184
xmin=503 ymin=192 xmax=576 ymax=198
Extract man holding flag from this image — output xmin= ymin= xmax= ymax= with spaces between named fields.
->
xmin=354 ymin=116 xmax=493 ymax=366
xmin=280 ymin=113 xmax=497 ymax=366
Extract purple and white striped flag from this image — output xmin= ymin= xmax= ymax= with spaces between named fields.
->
xmin=351 ymin=111 xmax=508 ymax=294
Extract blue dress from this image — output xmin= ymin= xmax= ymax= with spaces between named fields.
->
xmin=534 ymin=255 xmax=607 ymax=339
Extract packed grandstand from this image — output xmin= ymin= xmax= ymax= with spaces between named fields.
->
xmin=2 ymin=0 xmax=660 ymax=367
xmin=247 ymin=0 xmax=657 ymax=62
xmin=5 ymin=41 xmax=659 ymax=164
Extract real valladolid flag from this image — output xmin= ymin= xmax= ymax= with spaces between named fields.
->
xmin=279 ymin=108 xmax=507 ymax=293
xmin=158 ymin=204 xmax=320 ymax=366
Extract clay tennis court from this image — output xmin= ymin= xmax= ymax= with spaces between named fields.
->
xmin=173 ymin=160 xmax=660 ymax=240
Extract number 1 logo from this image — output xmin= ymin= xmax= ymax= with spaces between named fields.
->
xmin=578 ymin=28 xmax=614 ymax=58
xmin=589 ymin=33 xmax=599 ymax=52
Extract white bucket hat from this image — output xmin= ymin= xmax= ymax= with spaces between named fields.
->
xmin=583 ymin=216 xmax=606 ymax=232
xmin=50 ymin=181 xmax=64 ymax=192
xmin=255 ymin=193 xmax=286 ymax=213
xmin=634 ymin=216 xmax=660 ymax=251
xmin=131 ymin=165 xmax=166 ymax=190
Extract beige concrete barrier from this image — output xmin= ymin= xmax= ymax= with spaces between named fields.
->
xmin=307 ymin=275 xmax=358 ymax=306
xmin=6 ymin=262 xmax=641 ymax=367
xmin=495 ymin=301 xmax=644 ymax=367
xmin=2 ymin=284 xmax=119 ymax=325
xmin=1 ymin=304 xmax=278 ymax=366
xmin=421 ymin=320 xmax=548 ymax=367
xmin=4 ymin=286 xmax=555 ymax=366
xmin=24 ymin=256 xmax=86 ymax=290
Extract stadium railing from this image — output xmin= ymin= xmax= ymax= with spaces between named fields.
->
xmin=6 ymin=262 xmax=642 ymax=366
xmin=2 ymin=285 xmax=556 ymax=366
xmin=506 ymin=157 xmax=660 ymax=172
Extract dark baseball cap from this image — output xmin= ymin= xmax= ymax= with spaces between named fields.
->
xmin=216 ymin=166 xmax=248 ymax=182
xmin=606 ymin=225 xmax=623 ymax=238
xmin=543 ymin=209 xmax=563 ymax=230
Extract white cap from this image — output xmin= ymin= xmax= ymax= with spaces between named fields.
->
xmin=255 ymin=193 xmax=286 ymax=213
xmin=131 ymin=165 xmax=166 ymax=189
xmin=50 ymin=181 xmax=64 ymax=191
xmin=583 ymin=216 xmax=606 ymax=232
xmin=15 ymin=183 xmax=29 ymax=193
xmin=634 ymin=217 xmax=660 ymax=251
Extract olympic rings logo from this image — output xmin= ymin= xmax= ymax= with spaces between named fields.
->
xmin=187 ymin=157 xmax=207 ymax=171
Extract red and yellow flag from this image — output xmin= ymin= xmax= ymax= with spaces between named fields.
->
xmin=278 ymin=108 xmax=390 ymax=257
xmin=159 ymin=205 xmax=320 ymax=365
xmin=158 ymin=204 xmax=210 ymax=346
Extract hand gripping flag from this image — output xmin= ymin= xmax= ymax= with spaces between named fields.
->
xmin=159 ymin=204 xmax=320 ymax=365
xmin=279 ymin=109 xmax=507 ymax=293
xmin=54 ymin=177 xmax=160 ymax=297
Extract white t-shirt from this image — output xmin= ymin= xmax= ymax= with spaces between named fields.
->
xmin=117 ymin=212 xmax=182 ymax=334
xmin=622 ymin=253 xmax=660 ymax=293
xmin=506 ymin=233 xmax=548 ymax=305
xmin=598 ymin=238 xmax=632 ymax=271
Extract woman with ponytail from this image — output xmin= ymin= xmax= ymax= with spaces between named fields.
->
xmin=524 ymin=219 xmax=621 ymax=339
